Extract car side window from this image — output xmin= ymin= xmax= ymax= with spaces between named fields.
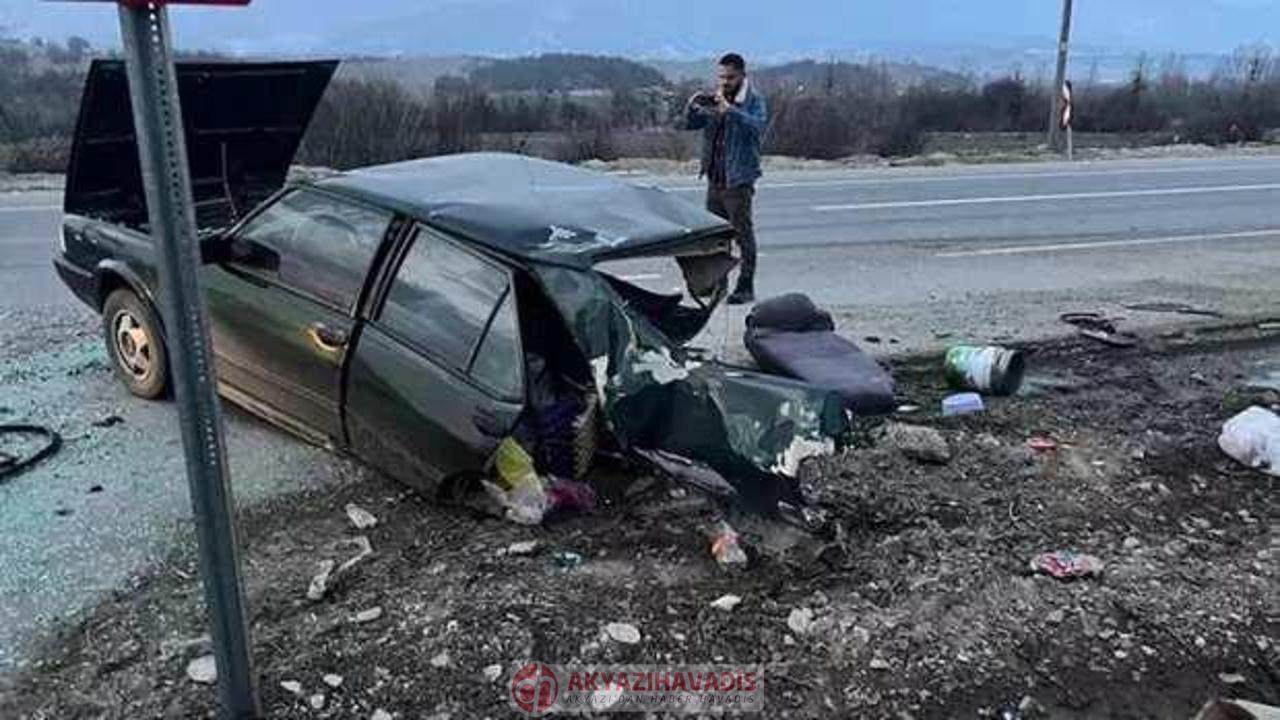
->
xmin=379 ymin=227 xmax=523 ymax=399
xmin=235 ymin=189 xmax=390 ymax=309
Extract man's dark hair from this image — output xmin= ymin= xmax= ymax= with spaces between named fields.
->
xmin=719 ymin=53 xmax=746 ymax=72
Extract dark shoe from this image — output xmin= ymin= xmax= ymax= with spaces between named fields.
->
xmin=727 ymin=287 xmax=755 ymax=305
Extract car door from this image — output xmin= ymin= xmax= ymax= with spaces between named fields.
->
xmin=202 ymin=187 xmax=393 ymax=444
xmin=345 ymin=224 xmax=525 ymax=494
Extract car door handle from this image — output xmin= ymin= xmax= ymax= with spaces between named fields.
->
xmin=472 ymin=409 xmax=511 ymax=438
xmin=306 ymin=322 xmax=349 ymax=352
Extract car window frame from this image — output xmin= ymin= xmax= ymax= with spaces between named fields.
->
xmin=371 ymin=223 xmax=526 ymax=403
xmin=224 ymin=186 xmax=396 ymax=315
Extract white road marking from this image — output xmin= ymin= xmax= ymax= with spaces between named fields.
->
xmin=936 ymin=228 xmax=1280 ymax=258
xmin=0 ymin=204 xmax=60 ymax=213
xmin=813 ymin=183 xmax=1280 ymax=212
xmin=662 ymin=160 xmax=1280 ymax=193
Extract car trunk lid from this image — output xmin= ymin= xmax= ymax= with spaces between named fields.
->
xmin=64 ymin=59 xmax=337 ymax=231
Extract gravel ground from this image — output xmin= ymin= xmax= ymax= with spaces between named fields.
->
xmin=1 ymin=325 xmax=1276 ymax=720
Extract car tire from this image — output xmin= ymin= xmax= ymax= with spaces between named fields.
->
xmin=102 ymin=288 xmax=169 ymax=399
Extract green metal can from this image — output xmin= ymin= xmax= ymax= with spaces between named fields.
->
xmin=944 ymin=345 xmax=1026 ymax=396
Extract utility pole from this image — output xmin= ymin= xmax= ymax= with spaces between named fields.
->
xmin=1047 ymin=0 xmax=1075 ymax=152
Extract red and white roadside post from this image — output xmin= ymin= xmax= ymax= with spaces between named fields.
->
xmin=48 ymin=1 xmax=259 ymax=717
xmin=1062 ymin=80 xmax=1075 ymax=161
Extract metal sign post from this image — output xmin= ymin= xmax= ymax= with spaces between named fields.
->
xmin=50 ymin=0 xmax=260 ymax=716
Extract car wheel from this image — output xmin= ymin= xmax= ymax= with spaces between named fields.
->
xmin=102 ymin=288 xmax=169 ymax=399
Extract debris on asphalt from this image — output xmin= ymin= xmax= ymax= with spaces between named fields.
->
xmin=306 ymin=560 xmax=337 ymax=602
xmin=344 ymin=503 xmax=378 ymax=530
xmin=280 ymin=680 xmax=303 ymax=696
xmin=877 ymin=422 xmax=952 ymax=464
xmin=551 ymin=550 xmax=584 ymax=569
xmin=1061 ymin=311 xmax=1139 ymax=347
xmin=90 ymin=414 xmax=124 ymax=428
xmin=942 ymin=392 xmax=985 ymax=417
xmin=1027 ymin=436 xmax=1058 ymax=453
xmin=787 ymin=607 xmax=815 ymax=635
xmin=710 ymin=594 xmax=743 ymax=612
xmin=868 ymin=656 xmax=891 ymax=671
xmin=429 ymin=651 xmax=451 ymax=668
xmin=1218 ymin=407 xmax=1280 ymax=477
xmin=371 ymin=710 xmax=393 ymax=720
xmin=709 ymin=520 xmax=748 ymax=568
xmin=1029 ymin=551 xmax=1105 ymax=580
xmin=605 ymin=622 xmax=641 ymax=645
xmin=185 ymin=654 xmax=216 ymax=685
xmin=505 ymin=540 xmax=541 ymax=556
xmin=1193 ymin=699 xmax=1280 ymax=720
xmin=482 ymin=664 xmax=503 ymax=683
xmin=322 ymin=674 xmax=343 ymax=688
xmin=352 ymin=607 xmax=383 ymax=624
xmin=1124 ymin=301 xmax=1222 ymax=318
xmin=1218 ymin=673 xmax=1247 ymax=685
xmin=308 ymin=693 xmax=325 ymax=710
xmin=945 ymin=345 xmax=1026 ymax=396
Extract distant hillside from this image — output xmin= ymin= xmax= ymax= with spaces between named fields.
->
xmin=468 ymin=53 xmax=669 ymax=92
xmin=754 ymin=59 xmax=971 ymax=94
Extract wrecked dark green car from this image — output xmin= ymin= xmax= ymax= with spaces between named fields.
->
xmin=54 ymin=60 xmax=849 ymax=512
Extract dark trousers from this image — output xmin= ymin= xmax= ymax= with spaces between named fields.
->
xmin=706 ymin=183 xmax=757 ymax=290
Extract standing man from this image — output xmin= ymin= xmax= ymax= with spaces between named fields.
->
xmin=684 ymin=53 xmax=767 ymax=304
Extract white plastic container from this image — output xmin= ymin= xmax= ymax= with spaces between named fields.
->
xmin=1218 ymin=407 xmax=1280 ymax=477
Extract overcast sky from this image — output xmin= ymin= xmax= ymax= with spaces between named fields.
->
xmin=2 ymin=1 xmax=1276 ymax=58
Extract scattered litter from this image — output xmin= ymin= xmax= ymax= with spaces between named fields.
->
xmin=1260 ymin=321 xmax=1280 ymax=332
xmin=344 ymin=503 xmax=378 ymax=530
xmin=878 ymin=423 xmax=951 ymax=464
xmin=353 ymin=607 xmax=383 ymax=624
xmin=506 ymin=540 xmax=541 ymax=556
xmin=1218 ymin=407 xmax=1280 ymax=477
xmin=605 ymin=622 xmax=641 ymax=645
xmin=489 ymin=438 xmax=549 ymax=525
xmin=322 ymin=674 xmax=343 ymax=688
xmin=483 ymin=664 xmax=503 ymax=683
xmin=0 ymin=424 xmax=63 ymax=481
xmin=1061 ymin=312 xmax=1137 ymax=347
xmin=709 ymin=521 xmax=748 ymax=568
xmin=1193 ymin=699 xmax=1280 ymax=720
xmin=895 ymin=404 xmax=920 ymax=414
xmin=547 ymin=478 xmax=597 ymax=513
xmin=710 ymin=594 xmax=743 ymax=612
xmin=1219 ymin=673 xmax=1247 ymax=685
xmin=1027 ymin=437 xmax=1058 ymax=453
xmin=945 ymin=345 xmax=1026 ymax=396
xmin=1029 ymin=551 xmax=1104 ymax=580
xmin=185 ymin=654 xmax=217 ymax=685
xmin=280 ymin=680 xmax=303 ymax=696
xmin=430 ymin=651 xmax=451 ymax=668
xmin=552 ymin=550 xmax=584 ymax=569
xmin=868 ymin=657 xmax=891 ymax=671
xmin=942 ymin=392 xmax=985 ymax=417
xmin=91 ymin=414 xmax=124 ymax=428
xmin=372 ymin=710 xmax=393 ymax=720
xmin=787 ymin=607 xmax=815 ymax=635
xmin=306 ymin=560 xmax=337 ymax=602
xmin=88 ymin=484 xmax=104 ymax=493
xmin=1124 ymin=301 xmax=1221 ymax=318
xmin=309 ymin=693 xmax=326 ymax=710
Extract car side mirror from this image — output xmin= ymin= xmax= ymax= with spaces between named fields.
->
xmin=203 ymin=236 xmax=279 ymax=272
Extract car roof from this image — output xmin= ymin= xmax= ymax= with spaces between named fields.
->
xmin=316 ymin=153 xmax=730 ymax=267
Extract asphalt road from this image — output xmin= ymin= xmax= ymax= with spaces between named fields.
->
xmin=3 ymin=153 xmax=1280 ymax=671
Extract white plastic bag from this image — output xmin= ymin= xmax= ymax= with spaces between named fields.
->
xmin=1218 ymin=407 xmax=1280 ymax=477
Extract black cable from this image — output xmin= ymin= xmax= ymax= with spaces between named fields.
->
xmin=0 ymin=424 xmax=63 ymax=482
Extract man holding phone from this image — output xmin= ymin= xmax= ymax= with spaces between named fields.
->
xmin=683 ymin=52 xmax=768 ymax=305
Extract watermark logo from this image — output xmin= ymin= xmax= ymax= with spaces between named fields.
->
xmin=511 ymin=663 xmax=559 ymax=716
xmin=508 ymin=664 xmax=764 ymax=716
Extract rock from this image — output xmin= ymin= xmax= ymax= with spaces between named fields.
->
xmin=186 ymin=655 xmax=217 ymax=684
xmin=353 ymin=607 xmax=383 ymax=624
xmin=372 ymin=712 xmax=393 ymax=720
xmin=483 ymin=664 xmax=503 ymax=683
xmin=323 ymin=674 xmax=343 ymax=688
xmin=710 ymin=594 xmax=743 ymax=612
xmin=430 ymin=651 xmax=451 ymax=668
xmin=280 ymin=680 xmax=304 ymax=695
xmin=309 ymin=693 xmax=326 ymax=710
xmin=1220 ymin=672 xmax=1247 ymax=685
xmin=788 ymin=608 xmax=815 ymax=636
xmin=345 ymin=503 xmax=378 ymax=530
xmin=878 ymin=423 xmax=951 ymax=464
xmin=869 ymin=657 xmax=891 ymax=671
xmin=605 ymin=622 xmax=642 ymax=644
xmin=306 ymin=560 xmax=336 ymax=602
xmin=1123 ymin=536 xmax=1142 ymax=550
xmin=1163 ymin=539 xmax=1189 ymax=558
xmin=1046 ymin=609 xmax=1066 ymax=625
xmin=808 ymin=590 xmax=830 ymax=608
xmin=506 ymin=540 xmax=540 ymax=556
xmin=160 ymin=634 xmax=212 ymax=660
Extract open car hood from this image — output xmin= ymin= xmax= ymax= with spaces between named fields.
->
xmin=65 ymin=59 xmax=337 ymax=231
